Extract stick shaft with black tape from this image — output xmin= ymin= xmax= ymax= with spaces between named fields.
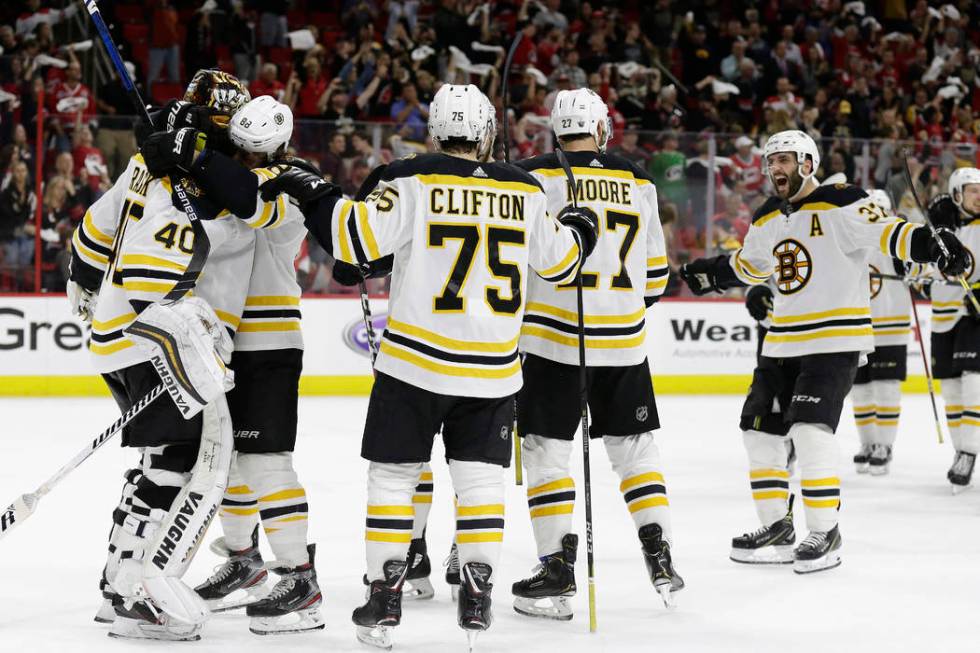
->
xmin=84 ymin=0 xmax=209 ymax=303
xmin=0 ymin=384 xmax=165 ymax=541
xmin=909 ymin=290 xmax=944 ymax=444
xmin=555 ymin=147 xmax=597 ymax=633
xmin=353 ymin=164 xmax=389 ymax=364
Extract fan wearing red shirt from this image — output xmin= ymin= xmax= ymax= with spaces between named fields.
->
xmin=250 ymin=63 xmax=286 ymax=102
xmin=48 ymin=60 xmax=94 ymax=129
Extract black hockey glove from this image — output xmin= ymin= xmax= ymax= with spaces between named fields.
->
xmin=930 ymin=228 xmax=968 ymax=277
xmin=557 ymin=205 xmax=599 ymax=259
xmin=332 ymin=260 xmax=364 ymax=287
xmin=927 ymin=194 xmax=960 ymax=231
xmin=332 ymin=254 xmax=395 ymax=287
xmin=260 ymin=166 xmax=341 ymax=209
xmin=679 ymin=255 xmax=743 ymax=296
xmin=745 ymin=284 xmax=773 ymax=321
xmin=141 ymin=127 xmax=202 ymax=178
xmin=136 ymin=100 xmax=217 ymax=145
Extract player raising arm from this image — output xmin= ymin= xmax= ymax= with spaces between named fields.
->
xmin=680 ymin=130 xmax=966 ymax=574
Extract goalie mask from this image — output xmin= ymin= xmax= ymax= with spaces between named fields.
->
xmin=184 ymin=69 xmax=251 ymax=131
xmin=428 ymin=83 xmax=496 ymax=161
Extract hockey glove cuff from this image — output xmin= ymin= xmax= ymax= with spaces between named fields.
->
xmin=332 ymin=259 xmax=365 ymax=287
xmin=557 ymin=205 xmax=599 ymax=259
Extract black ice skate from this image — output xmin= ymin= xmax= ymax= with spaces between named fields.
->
xmin=445 ymin=543 xmax=461 ymax=601
xmin=948 ymin=451 xmax=976 ymax=494
xmin=512 ymin=533 xmax=577 ymax=621
xmin=194 ymin=526 xmax=269 ymax=612
xmin=868 ymin=444 xmax=893 ymax=476
xmin=353 ymin=559 xmax=409 ymax=650
xmin=404 ymin=537 xmax=434 ymax=600
xmin=639 ymin=524 xmax=684 ymax=608
xmin=853 ymin=443 xmax=872 ymax=474
xmin=730 ymin=494 xmax=796 ymax=565
xmin=458 ymin=562 xmax=493 ymax=652
xmin=793 ymin=525 xmax=842 ymax=574
xmin=246 ymin=544 xmax=324 ymax=635
xmin=108 ymin=597 xmax=201 ymax=641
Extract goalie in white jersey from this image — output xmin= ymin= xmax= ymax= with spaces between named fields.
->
xmin=680 ymin=130 xmax=967 ymax=574
xmin=266 ymin=83 xmax=598 ymax=650
xmin=922 ymin=168 xmax=980 ymax=491
xmin=509 ymin=88 xmax=681 ymax=618
xmin=849 ymin=189 xmax=912 ymax=476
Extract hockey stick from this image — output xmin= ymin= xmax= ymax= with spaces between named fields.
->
xmin=555 ymin=147 xmax=597 ymax=633
xmin=909 ymin=289 xmax=944 ymax=444
xmin=352 ymin=164 xmax=389 ymax=364
xmin=870 ymin=271 xmax=959 ymax=287
xmin=901 ymin=149 xmax=980 ymax=314
xmin=84 ymin=0 xmax=209 ymax=303
xmin=0 ymin=384 xmax=166 ymax=541
xmin=502 ymin=30 xmax=524 ymax=485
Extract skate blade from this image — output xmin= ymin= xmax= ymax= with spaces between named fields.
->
xmin=108 ymin=617 xmax=202 ymax=641
xmin=729 ymin=545 xmax=794 ymax=565
xmin=249 ymin=607 xmax=325 ymax=635
xmin=655 ymin=582 xmax=677 ymax=610
xmin=466 ymin=629 xmax=479 ymax=652
xmin=403 ymin=577 xmax=435 ymax=601
xmin=854 ymin=462 xmax=870 ymax=474
xmin=94 ymin=600 xmax=116 ymax=624
xmin=356 ymin=624 xmax=393 ymax=650
xmin=450 ymin=585 xmax=460 ymax=602
xmin=951 ymin=483 xmax=972 ymax=495
xmin=793 ymin=551 xmax=842 ymax=575
xmin=868 ymin=465 xmax=889 ymax=477
xmin=206 ymin=584 xmax=270 ymax=613
xmin=513 ymin=595 xmax=574 ymax=621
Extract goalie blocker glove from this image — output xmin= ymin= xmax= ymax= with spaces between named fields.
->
xmin=555 ymin=205 xmax=599 ymax=259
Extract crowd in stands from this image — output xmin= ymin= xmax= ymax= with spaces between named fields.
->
xmin=0 ymin=0 xmax=979 ymax=294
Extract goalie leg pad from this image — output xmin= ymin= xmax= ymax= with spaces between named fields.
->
xmin=237 ymin=452 xmax=311 ymax=567
xmin=522 ymin=434 xmax=574 ymax=558
xmin=142 ymin=397 xmax=234 ymax=625
xmin=125 ymin=297 xmax=234 ymax=420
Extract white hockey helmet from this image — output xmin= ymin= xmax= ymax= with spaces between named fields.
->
xmin=229 ymin=95 xmax=293 ymax=155
xmin=551 ymin=88 xmax=611 ymax=152
xmin=949 ymin=167 xmax=980 ymax=209
xmin=867 ymin=188 xmax=892 ymax=212
xmin=763 ymin=129 xmax=821 ymax=184
xmin=428 ymin=84 xmax=496 ymax=160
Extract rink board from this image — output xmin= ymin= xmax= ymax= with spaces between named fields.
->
xmin=0 ymin=295 xmax=935 ymax=396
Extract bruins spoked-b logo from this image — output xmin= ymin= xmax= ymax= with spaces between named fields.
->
xmin=773 ymin=239 xmax=812 ymax=294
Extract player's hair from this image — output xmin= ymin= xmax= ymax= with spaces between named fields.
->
xmin=439 ymin=137 xmax=480 ymax=155
xmin=558 ymin=133 xmax=594 ymax=146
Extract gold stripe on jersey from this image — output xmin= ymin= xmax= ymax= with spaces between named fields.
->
xmin=522 ymin=301 xmax=646 ymax=350
xmin=82 ymin=210 xmax=114 ymax=246
xmin=356 ymin=203 xmax=381 ymax=260
xmin=121 ymin=254 xmax=186 ymax=271
xmin=768 ymin=307 xmax=872 ymax=343
xmin=381 ymin=319 xmax=521 ymax=379
xmin=732 ymin=249 xmax=771 ymax=283
xmin=336 ymin=199 xmax=354 ymax=262
xmin=754 ymin=210 xmax=781 ymax=227
xmin=239 ymin=295 xmax=301 ymax=334
xmin=72 ymin=229 xmax=110 ymax=267
xmin=646 ymin=256 xmax=670 ymax=297
xmin=416 ymin=173 xmax=540 ymax=194
xmin=380 ymin=341 xmax=521 ymax=379
xmin=771 ymin=307 xmax=870 ymax=324
xmin=245 ymin=295 xmax=301 ymax=306
xmin=214 ymin=309 xmax=242 ymax=330
xmin=387 ymin=318 xmax=518 ymax=353
xmin=90 ymin=340 xmax=134 ymax=355
xmin=535 ymin=241 xmax=581 ymax=282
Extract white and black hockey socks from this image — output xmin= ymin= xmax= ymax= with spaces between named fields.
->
xmin=790 ymin=423 xmax=841 ymax=533
xmin=949 ymin=373 xmax=980 ymax=454
xmin=448 ymin=460 xmax=505 ymax=583
xmin=218 ymin=456 xmax=259 ymax=552
xmin=522 ymin=434 xmax=576 ymax=558
xmin=364 ymin=462 xmax=421 ymax=582
xmin=604 ymin=433 xmax=672 ymax=543
xmin=851 ymin=380 xmax=901 ymax=447
xmin=237 ymin=452 xmax=311 ymax=568
xmin=743 ymin=430 xmax=791 ymax=526
xmin=412 ymin=464 xmax=434 ymax=540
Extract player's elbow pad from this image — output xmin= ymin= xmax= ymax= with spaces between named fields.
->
xmin=190 ymin=149 xmax=258 ymax=218
xmin=68 ymin=254 xmax=103 ymax=292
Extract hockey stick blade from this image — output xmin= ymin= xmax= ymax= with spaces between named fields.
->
xmin=0 ymin=494 xmax=37 ymax=541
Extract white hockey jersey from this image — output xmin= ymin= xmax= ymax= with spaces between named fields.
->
xmin=731 ymin=183 xmax=926 ymax=358
xmin=83 ymin=168 xmax=290 ymax=374
xmin=929 ymin=217 xmax=980 ymax=334
xmin=866 ymin=249 xmax=912 ymax=348
xmin=324 ymin=153 xmax=583 ymax=398
xmin=515 ymin=151 xmax=669 ymax=366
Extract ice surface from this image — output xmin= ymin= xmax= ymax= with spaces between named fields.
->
xmin=1 ymin=395 xmax=978 ymax=653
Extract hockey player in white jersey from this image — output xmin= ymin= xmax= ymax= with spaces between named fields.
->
xmin=509 ymin=88 xmax=680 ymax=617
xmin=68 ymin=70 xmax=312 ymax=639
xmin=265 ymin=83 xmax=598 ymax=650
xmin=923 ymin=167 xmax=980 ymax=491
xmin=849 ymin=189 xmax=912 ymax=476
xmin=680 ymin=130 xmax=967 ymax=574
xmin=163 ymin=95 xmax=325 ymax=634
